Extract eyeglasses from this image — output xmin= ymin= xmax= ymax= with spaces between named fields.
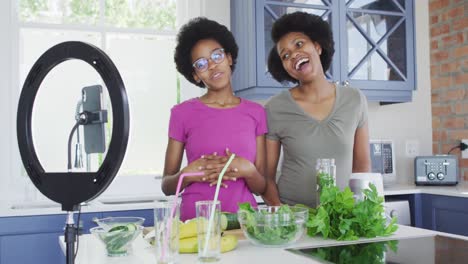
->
xmin=192 ymin=48 xmax=225 ymax=72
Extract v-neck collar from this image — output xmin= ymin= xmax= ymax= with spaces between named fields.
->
xmin=285 ymin=85 xmax=340 ymax=124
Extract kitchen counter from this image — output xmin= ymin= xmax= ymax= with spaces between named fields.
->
xmin=59 ymin=225 xmax=467 ymax=264
xmin=2 ymin=181 xmax=467 ymax=217
xmin=383 ymin=181 xmax=468 ymax=198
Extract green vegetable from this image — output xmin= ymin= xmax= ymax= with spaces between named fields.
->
xmin=238 ymin=203 xmax=299 ymax=245
xmin=222 ymin=212 xmax=240 ymax=230
xmin=100 ymin=223 xmax=138 ymax=255
xmin=306 ymin=174 xmax=398 ymax=241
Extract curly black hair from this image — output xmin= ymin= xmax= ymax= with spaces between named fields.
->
xmin=174 ymin=17 xmax=238 ymax=88
xmin=267 ymin=12 xmax=335 ymax=84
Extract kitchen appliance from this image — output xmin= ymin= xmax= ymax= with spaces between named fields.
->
xmin=384 ymin=200 xmax=411 ymax=226
xmin=369 ymin=140 xmax=395 ymax=186
xmin=348 ymin=173 xmax=384 ymax=200
xmin=414 ymin=155 xmax=458 ymax=186
xmin=287 ymin=235 xmax=468 ymax=263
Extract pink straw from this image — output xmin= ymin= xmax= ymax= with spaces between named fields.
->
xmin=161 ymin=172 xmax=204 ymax=260
xmin=171 ymin=172 xmax=204 ymax=218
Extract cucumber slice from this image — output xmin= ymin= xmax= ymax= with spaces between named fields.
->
xmin=125 ymin=223 xmax=137 ymax=232
xmin=109 ymin=225 xmax=128 ymax=232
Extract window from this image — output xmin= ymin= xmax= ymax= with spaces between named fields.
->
xmin=1 ymin=0 xmax=228 ymax=203
xmin=13 ymin=0 xmax=179 ymax=200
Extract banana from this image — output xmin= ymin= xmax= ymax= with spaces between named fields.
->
xmin=179 ymin=236 xmax=198 ymax=253
xmin=179 ymin=220 xmax=198 ymax=239
xmin=180 ymin=217 xmax=228 ymax=239
xmin=179 ymin=234 xmax=238 ymax=254
xmin=220 ymin=234 xmax=238 ymax=253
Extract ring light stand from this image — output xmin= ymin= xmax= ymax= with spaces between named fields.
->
xmin=17 ymin=41 xmax=130 ymax=264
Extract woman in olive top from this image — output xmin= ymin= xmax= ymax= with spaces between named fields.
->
xmin=262 ymin=12 xmax=371 ymax=208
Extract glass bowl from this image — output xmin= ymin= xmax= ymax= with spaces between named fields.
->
xmin=90 ymin=224 xmax=143 ymax=257
xmin=237 ymin=205 xmax=308 ymax=247
xmin=94 ymin=217 xmax=145 ymax=231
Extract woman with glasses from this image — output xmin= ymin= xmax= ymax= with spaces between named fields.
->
xmin=162 ymin=17 xmax=267 ymax=220
xmin=262 ymin=12 xmax=371 ymax=208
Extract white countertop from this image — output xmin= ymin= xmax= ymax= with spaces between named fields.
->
xmin=383 ymin=181 xmax=468 ymax=197
xmin=59 ymin=225 xmax=467 ymax=264
xmin=2 ymin=182 xmax=468 ymax=218
xmin=0 ymin=194 xmax=266 ymax=218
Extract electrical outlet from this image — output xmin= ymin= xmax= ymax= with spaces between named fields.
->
xmin=405 ymin=140 xmax=420 ymax=157
xmin=462 ymin=139 xmax=468 ymax=159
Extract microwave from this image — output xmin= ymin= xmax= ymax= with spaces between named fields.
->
xmin=369 ymin=140 xmax=395 ymax=186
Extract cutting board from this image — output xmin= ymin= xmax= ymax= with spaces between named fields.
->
xmin=223 ymin=229 xmax=246 ymax=240
xmin=143 ymin=227 xmax=245 ymax=240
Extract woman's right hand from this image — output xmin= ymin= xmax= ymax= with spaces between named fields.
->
xmin=181 ymin=153 xmax=234 ymax=187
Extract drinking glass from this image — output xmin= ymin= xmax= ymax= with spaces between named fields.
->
xmin=196 ymin=200 xmax=221 ymax=262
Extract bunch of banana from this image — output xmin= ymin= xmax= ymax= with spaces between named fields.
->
xmin=145 ymin=214 xmax=239 ymax=253
xmin=179 ymin=216 xmax=238 ymax=254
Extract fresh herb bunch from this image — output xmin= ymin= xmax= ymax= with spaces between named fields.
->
xmin=306 ymin=174 xmax=398 ymax=240
xmin=238 ymin=203 xmax=298 ymax=245
xmin=317 ymin=171 xmax=335 ymax=189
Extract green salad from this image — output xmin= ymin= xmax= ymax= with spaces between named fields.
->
xmin=238 ymin=203 xmax=302 ymax=246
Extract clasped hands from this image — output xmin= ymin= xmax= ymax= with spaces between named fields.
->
xmin=182 ymin=148 xmax=256 ymax=188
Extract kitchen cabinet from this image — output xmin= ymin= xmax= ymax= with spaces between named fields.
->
xmin=0 ymin=232 xmax=65 ymax=264
xmin=419 ymin=194 xmax=468 ymax=236
xmin=0 ymin=209 xmax=153 ymax=264
xmin=231 ymin=0 xmax=415 ymax=103
xmin=386 ymin=193 xmax=468 ymax=236
xmin=0 ymin=213 xmax=98 ymax=264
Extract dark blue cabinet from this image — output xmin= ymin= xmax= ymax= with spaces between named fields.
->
xmin=386 ymin=193 xmax=468 ymax=236
xmin=231 ymin=0 xmax=415 ymax=103
xmin=0 ymin=232 xmax=65 ymax=264
xmin=0 ymin=213 xmax=98 ymax=264
xmin=0 ymin=209 xmax=154 ymax=264
xmin=419 ymin=194 xmax=468 ymax=236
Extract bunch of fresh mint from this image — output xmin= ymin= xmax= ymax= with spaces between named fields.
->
xmin=306 ymin=174 xmax=398 ymax=241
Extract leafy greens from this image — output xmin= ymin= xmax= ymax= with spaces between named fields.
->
xmin=306 ymin=173 xmax=398 ymax=240
xmin=238 ymin=203 xmax=299 ymax=245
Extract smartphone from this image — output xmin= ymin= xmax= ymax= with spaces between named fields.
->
xmin=82 ymin=85 xmax=106 ymax=154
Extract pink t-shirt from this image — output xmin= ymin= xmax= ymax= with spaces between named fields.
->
xmin=169 ymin=98 xmax=267 ymax=221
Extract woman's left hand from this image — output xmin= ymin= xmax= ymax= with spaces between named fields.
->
xmin=205 ymin=148 xmax=256 ymax=186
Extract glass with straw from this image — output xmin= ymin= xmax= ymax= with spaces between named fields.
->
xmin=154 ymin=199 xmax=180 ymax=264
xmin=154 ymin=172 xmax=204 ymax=263
xmin=198 ymin=154 xmax=236 ymax=262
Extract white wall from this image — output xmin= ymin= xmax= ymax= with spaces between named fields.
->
xmin=0 ymin=0 xmax=13 ymax=201
xmin=367 ymin=0 xmax=432 ymax=184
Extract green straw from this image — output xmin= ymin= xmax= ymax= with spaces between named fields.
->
xmin=203 ymin=154 xmax=236 ymax=255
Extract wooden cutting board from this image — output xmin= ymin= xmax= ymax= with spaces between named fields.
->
xmin=223 ymin=229 xmax=246 ymax=240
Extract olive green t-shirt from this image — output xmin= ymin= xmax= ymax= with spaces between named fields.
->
xmin=265 ymin=86 xmax=368 ymax=208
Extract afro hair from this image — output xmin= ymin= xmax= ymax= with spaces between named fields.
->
xmin=267 ymin=12 xmax=335 ymax=84
xmin=174 ymin=17 xmax=238 ymax=88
